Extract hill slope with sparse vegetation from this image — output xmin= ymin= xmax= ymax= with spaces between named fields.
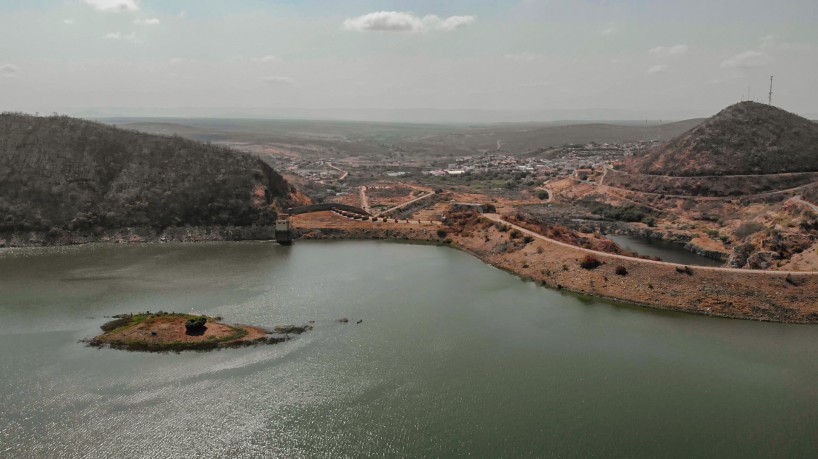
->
xmin=628 ymin=102 xmax=818 ymax=176
xmin=0 ymin=113 xmax=295 ymax=235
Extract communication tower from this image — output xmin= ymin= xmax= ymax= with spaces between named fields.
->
xmin=768 ymin=76 xmax=773 ymax=105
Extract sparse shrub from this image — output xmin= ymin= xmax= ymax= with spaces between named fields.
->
xmin=100 ymin=314 xmax=133 ymax=332
xmin=735 ymin=222 xmax=765 ymax=239
xmin=185 ymin=316 xmax=207 ymax=334
xmin=675 ymin=265 xmax=694 ymax=275
xmin=615 ymin=266 xmax=628 ymax=276
xmin=580 ymin=255 xmax=602 ymax=270
xmin=785 ymin=274 xmax=802 ymax=286
xmin=436 ymin=229 xmax=448 ymax=238
xmin=509 ymin=229 xmax=522 ymax=239
xmin=523 ymin=235 xmax=534 ymax=244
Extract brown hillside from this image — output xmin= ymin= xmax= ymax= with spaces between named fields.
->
xmin=0 ymin=113 xmax=295 ymax=233
xmin=627 ymin=102 xmax=818 ymax=176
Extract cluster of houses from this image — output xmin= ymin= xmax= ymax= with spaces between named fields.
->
xmin=276 ymin=159 xmax=344 ymax=182
xmin=421 ymin=140 xmax=656 ymax=181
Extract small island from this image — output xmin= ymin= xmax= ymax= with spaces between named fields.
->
xmin=85 ymin=312 xmax=312 ymax=352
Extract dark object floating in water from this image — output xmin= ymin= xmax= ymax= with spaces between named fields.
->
xmin=356 ymin=319 xmax=363 ymax=324
xmin=338 ymin=318 xmax=349 ymax=323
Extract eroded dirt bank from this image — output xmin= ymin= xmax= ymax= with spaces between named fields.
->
xmin=294 ymin=211 xmax=818 ymax=323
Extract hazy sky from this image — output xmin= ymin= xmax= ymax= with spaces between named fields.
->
xmin=1 ymin=0 xmax=816 ymax=120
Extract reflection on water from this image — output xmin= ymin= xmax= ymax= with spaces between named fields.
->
xmin=1 ymin=241 xmax=816 ymax=457
xmin=605 ymin=233 xmax=724 ymax=267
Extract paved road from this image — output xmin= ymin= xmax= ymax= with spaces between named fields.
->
xmin=482 ymin=213 xmax=816 ymax=275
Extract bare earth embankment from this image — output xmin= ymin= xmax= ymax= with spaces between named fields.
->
xmin=293 ymin=211 xmax=818 ymax=323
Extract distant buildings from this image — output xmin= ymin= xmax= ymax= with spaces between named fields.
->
xmin=573 ymin=168 xmax=593 ymax=180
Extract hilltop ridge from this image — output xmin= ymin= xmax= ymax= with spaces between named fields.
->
xmin=628 ymin=102 xmax=818 ymax=176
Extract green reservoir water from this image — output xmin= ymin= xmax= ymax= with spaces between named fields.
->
xmin=1 ymin=241 xmax=817 ymax=458
xmin=605 ymin=234 xmax=724 ymax=267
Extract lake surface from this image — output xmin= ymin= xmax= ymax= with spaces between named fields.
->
xmin=605 ymin=234 xmax=725 ymax=267
xmin=1 ymin=241 xmax=816 ymax=458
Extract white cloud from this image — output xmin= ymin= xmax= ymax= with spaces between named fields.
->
xmin=134 ymin=18 xmax=160 ymax=26
xmin=253 ymin=55 xmax=280 ymax=63
xmin=63 ymin=19 xmax=76 ymax=25
xmin=759 ymin=34 xmax=811 ymax=52
xmin=435 ymin=15 xmax=475 ymax=31
xmin=599 ymin=24 xmax=616 ymax=36
xmin=504 ymin=53 xmax=543 ymax=61
xmin=0 ymin=64 xmax=18 ymax=77
xmin=649 ymin=44 xmax=688 ymax=57
xmin=169 ymin=58 xmax=197 ymax=65
xmin=647 ymin=64 xmax=669 ymax=74
xmin=104 ymin=32 xmax=137 ymax=41
xmin=343 ymin=11 xmax=475 ymax=33
xmin=720 ymin=50 xmax=773 ymax=68
xmin=261 ymin=76 xmax=296 ymax=85
xmin=84 ymin=0 xmax=138 ymax=12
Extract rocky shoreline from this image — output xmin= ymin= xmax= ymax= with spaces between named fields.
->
xmin=0 ymin=224 xmax=279 ymax=248
xmin=293 ymin=212 xmax=818 ymax=323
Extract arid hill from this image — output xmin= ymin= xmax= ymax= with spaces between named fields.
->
xmin=628 ymin=102 xmax=818 ymax=176
xmin=0 ymin=113 xmax=294 ymax=234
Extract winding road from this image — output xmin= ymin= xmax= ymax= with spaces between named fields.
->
xmin=482 ymin=213 xmax=816 ymax=275
xmin=793 ymin=195 xmax=818 ymax=213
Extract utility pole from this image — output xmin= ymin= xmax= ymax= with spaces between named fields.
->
xmin=768 ymin=75 xmax=773 ymax=105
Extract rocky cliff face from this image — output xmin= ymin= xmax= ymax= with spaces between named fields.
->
xmin=0 ymin=113 xmax=295 ymax=234
xmin=628 ymin=102 xmax=818 ymax=176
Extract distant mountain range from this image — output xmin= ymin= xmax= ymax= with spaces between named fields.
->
xmin=64 ymin=107 xmax=735 ymax=125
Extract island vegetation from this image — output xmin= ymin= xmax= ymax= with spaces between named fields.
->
xmin=85 ymin=312 xmax=312 ymax=352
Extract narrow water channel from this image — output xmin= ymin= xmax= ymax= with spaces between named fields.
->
xmin=605 ymin=233 xmax=724 ymax=267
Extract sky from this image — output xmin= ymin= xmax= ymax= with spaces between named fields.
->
xmin=0 ymin=0 xmax=816 ymax=121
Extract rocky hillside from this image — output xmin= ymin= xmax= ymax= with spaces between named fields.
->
xmin=628 ymin=102 xmax=818 ymax=176
xmin=0 ymin=113 xmax=295 ymax=234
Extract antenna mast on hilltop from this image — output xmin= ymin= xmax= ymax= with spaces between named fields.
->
xmin=768 ymin=75 xmax=774 ymax=105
